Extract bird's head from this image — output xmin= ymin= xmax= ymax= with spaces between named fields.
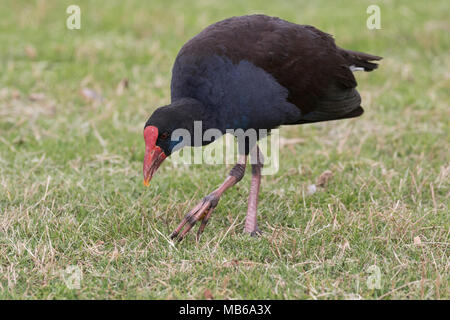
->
xmin=143 ymin=99 xmax=204 ymax=186
xmin=142 ymin=106 xmax=177 ymax=187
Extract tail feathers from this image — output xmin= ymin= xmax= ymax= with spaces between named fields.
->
xmin=342 ymin=49 xmax=382 ymax=72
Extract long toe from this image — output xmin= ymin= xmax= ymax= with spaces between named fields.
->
xmin=246 ymin=226 xmax=262 ymax=237
xmin=170 ymin=192 xmax=220 ymax=242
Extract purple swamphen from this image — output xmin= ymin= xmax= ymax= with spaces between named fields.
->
xmin=142 ymin=15 xmax=382 ymax=241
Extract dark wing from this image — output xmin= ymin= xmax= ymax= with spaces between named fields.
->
xmin=178 ymin=15 xmax=380 ymax=124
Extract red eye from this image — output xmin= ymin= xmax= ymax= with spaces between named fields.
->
xmin=160 ymin=132 xmax=169 ymax=140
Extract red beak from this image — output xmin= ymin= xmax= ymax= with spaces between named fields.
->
xmin=143 ymin=126 xmax=166 ymax=186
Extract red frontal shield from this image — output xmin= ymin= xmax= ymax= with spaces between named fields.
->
xmin=143 ymin=126 xmax=166 ymax=186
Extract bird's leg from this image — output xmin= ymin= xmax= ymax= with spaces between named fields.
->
xmin=170 ymin=154 xmax=247 ymax=241
xmin=245 ymin=145 xmax=264 ymax=236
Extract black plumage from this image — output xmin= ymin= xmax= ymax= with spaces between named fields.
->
xmin=148 ymin=14 xmax=381 ymax=156
xmin=143 ymin=14 xmax=382 ymax=240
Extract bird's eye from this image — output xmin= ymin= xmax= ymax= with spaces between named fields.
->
xmin=160 ymin=132 xmax=169 ymax=140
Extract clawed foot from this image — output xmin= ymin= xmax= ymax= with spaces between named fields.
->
xmin=245 ymin=226 xmax=262 ymax=237
xmin=170 ymin=192 xmax=220 ymax=242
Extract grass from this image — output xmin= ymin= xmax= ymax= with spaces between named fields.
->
xmin=0 ymin=0 xmax=448 ymax=299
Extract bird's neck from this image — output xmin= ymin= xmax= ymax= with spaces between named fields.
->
xmin=171 ymin=97 xmax=220 ymax=128
xmin=170 ymin=97 xmax=223 ymax=146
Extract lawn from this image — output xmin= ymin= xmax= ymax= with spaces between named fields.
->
xmin=0 ymin=0 xmax=448 ymax=299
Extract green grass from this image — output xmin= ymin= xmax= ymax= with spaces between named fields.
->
xmin=0 ymin=0 xmax=448 ymax=299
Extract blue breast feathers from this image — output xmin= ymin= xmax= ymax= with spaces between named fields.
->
xmin=171 ymin=54 xmax=302 ymax=132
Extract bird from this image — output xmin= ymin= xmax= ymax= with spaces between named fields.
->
xmin=142 ymin=14 xmax=381 ymax=241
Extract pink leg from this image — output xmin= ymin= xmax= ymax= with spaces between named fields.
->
xmin=245 ymin=145 xmax=263 ymax=236
xmin=170 ymin=154 xmax=247 ymax=242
